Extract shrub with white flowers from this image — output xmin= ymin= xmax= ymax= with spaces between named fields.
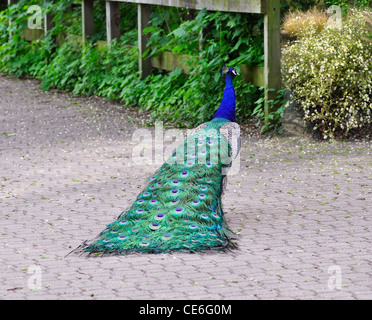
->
xmin=282 ymin=8 xmax=372 ymax=139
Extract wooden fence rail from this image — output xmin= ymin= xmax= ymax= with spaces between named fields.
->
xmin=100 ymin=0 xmax=281 ymax=120
xmin=5 ymin=0 xmax=281 ymax=122
xmin=99 ymin=0 xmax=281 ymax=115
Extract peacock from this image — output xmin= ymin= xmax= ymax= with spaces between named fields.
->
xmin=73 ymin=65 xmax=241 ymax=256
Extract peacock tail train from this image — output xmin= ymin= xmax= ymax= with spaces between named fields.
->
xmin=74 ymin=118 xmax=238 ymax=255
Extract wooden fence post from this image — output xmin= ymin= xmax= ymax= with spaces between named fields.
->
xmin=106 ymin=0 xmax=121 ymax=43
xmin=44 ymin=13 xmax=54 ymax=35
xmin=7 ymin=0 xmax=17 ymax=37
xmin=82 ymin=0 xmax=94 ymax=42
xmin=0 ymin=0 xmax=8 ymax=11
xmin=44 ymin=0 xmax=55 ymax=36
xmin=263 ymin=0 xmax=281 ymax=125
xmin=138 ymin=3 xmax=152 ymax=79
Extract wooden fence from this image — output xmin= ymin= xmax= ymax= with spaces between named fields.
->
xmin=5 ymin=0 xmax=281 ymax=120
xmin=101 ymin=0 xmax=281 ymax=114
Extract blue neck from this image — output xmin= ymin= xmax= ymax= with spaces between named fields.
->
xmin=213 ymin=73 xmax=236 ymax=122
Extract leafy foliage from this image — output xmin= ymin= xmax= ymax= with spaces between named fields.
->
xmin=282 ymin=8 xmax=329 ymax=38
xmin=324 ymin=0 xmax=371 ymax=13
xmin=282 ymin=8 xmax=372 ymax=139
xmin=137 ymin=9 xmax=265 ymax=127
xmin=0 ymin=0 xmax=273 ymax=131
xmin=282 ymin=0 xmax=371 ymax=13
xmin=252 ymin=88 xmax=288 ymax=135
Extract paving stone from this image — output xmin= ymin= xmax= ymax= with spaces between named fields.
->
xmin=1 ymin=75 xmax=371 ymax=300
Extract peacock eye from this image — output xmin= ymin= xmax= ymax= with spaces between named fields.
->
xmin=232 ymin=69 xmax=237 ymax=76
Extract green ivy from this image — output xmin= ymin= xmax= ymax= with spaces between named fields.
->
xmin=0 ymin=0 xmax=275 ymax=132
xmin=252 ymin=88 xmax=287 ymax=135
xmin=325 ymin=0 xmax=371 ymax=13
xmin=282 ymin=0 xmax=371 ymax=13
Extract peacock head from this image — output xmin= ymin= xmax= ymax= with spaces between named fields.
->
xmin=220 ymin=64 xmax=239 ymax=78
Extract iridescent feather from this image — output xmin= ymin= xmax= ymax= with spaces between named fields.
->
xmin=73 ymin=66 xmax=240 ymax=256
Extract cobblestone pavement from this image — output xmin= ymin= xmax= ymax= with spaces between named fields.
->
xmin=1 ymin=75 xmax=371 ymax=300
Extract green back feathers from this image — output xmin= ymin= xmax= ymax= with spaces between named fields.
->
xmin=77 ymin=118 xmax=236 ymax=255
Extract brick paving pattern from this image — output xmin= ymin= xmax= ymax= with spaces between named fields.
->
xmin=1 ymin=76 xmax=371 ymax=300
